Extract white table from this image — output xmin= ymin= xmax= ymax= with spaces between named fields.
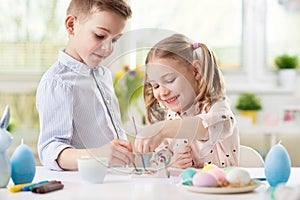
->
xmin=1 ymin=166 xmax=300 ymax=200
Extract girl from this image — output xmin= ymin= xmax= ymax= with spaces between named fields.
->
xmin=135 ymin=34 xmax=239 ymax=168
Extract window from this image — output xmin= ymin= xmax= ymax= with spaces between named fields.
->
xmin=129 ymin=0 xmax=242 ymax=70
xmin=0 ymin=0 xmax=69 ymax=73
xmin=1 ymin=0 xmax=299 ymax=93
xmin=266 ymin=0 xmax=300 ymax=69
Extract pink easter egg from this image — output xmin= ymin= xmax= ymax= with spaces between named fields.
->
xmin=192 ymin=172 xmax=218 ymax=187
xmin=206 ymin=168 xmax=228 ymax=185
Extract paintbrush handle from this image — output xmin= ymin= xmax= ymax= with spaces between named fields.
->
xmin=132 ymin=161 xmax=138 ymax=170
xmin=132 ymin=116 xmax=147 ymax=170
xmin=140 ymin=154 xmax=146 ymax=169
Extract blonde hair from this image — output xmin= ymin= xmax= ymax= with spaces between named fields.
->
xmin=144 ymin=34 xmax=225 ymax=124
xmin=67 ymin=0 xmax=132 ymax=21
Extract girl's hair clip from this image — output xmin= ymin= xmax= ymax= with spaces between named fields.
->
xmin=192 ymin=43 xmax=200 ymax=50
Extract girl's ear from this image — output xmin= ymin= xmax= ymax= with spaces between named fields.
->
xmin=65 ymin=15 xmax=76 ymax=35
xmin=192 ymin=60 xmax=201 ymax=80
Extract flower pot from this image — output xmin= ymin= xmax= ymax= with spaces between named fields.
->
xmin=278 ymin=69 xmax=297 ymax=89
xmin=240 ymin=110 xmax=258 ymax=124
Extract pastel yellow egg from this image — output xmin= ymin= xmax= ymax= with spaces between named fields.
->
xmin=202 ymin=163 xmax=218 ymax=172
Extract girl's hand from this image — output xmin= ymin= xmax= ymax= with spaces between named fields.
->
xmin=134 ymin=133 xmax=164 ymax=154
xmin=169 ymin=145 xmax=193 ymax=169
xmin=134 ymin=122 xmax=167 ymax=154
xmin=106 ymin=139 xmax=135 ymax=166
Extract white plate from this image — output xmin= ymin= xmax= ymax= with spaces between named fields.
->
xmin=182 ymin=181 xmax=260 ymax=194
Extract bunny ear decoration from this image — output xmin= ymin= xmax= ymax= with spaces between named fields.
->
xmin=0 ymin=105 xmax=10 ymax=129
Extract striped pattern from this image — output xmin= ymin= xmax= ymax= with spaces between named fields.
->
xmin=36 ymin=50 xmax=126 ymax=170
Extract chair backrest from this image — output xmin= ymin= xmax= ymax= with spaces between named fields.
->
xmin=239 ymin=145 xmax=264 ymax=167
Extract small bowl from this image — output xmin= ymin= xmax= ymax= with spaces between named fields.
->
xmin=77 ymin=156 xmax=108 ymax=184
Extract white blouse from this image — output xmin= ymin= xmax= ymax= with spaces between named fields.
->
xmin=163 ymin=98 xmax=240 ymax=168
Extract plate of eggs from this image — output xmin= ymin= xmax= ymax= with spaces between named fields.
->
xmin=180 ymin=165 xmax=261 ymax=194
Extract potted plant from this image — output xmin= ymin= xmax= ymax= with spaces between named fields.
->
xmin=274 ymin=54 xmax=298 ymax=89
xmin=235 ymin=93 xmax=262 ymax=124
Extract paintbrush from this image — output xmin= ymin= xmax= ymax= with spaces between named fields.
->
xmin=131 ymin=116 xmax=147 ymax=170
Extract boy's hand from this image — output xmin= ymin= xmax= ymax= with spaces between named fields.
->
xmin=106 ymin=139 xmax=135 ymax=166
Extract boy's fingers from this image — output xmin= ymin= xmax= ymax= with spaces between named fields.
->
xmin=110 ymin=150 xmax=131 ymax=165
xmin=110 ymin=139 xmax=135 ymax=164
xmin=112 ymin=139 xmax=133 ymax=152
xmin=109 ymin=156 xmax=127 ymax=166
xmin=111 ymin=149 xmax=134 ymax=165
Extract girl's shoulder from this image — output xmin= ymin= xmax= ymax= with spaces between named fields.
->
xmin=203 ymin=97 xmax=232 ymax=115
xmin=212 ymin=97 xmax=231 ymax=107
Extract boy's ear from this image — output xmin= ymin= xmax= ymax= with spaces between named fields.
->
xmin=65 ymin=15 xmax=76 ymax=35
xmin=192 ymin=60 xmax=201 ymax=80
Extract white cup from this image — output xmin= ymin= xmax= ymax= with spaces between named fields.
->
xmin=77 ymin=156 xmax=108 ymax=184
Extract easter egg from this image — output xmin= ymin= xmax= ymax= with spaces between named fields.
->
xmin=226 ymin=168 xmax=251 ymax=185
xmin=206 ymin=168 xmax=228 ymax=186
xmin=192 ymin=172 xmax=218 ymax=187
xmin=202 ymin=163 xmax=218 ymax=172
xmin=264 ymin=143 xmax=291 ymax=187
xmin=181 ymin=168 xmax=196 ymax=185
xmin=224 ymin=166 xmax=236 ymax=174
xmin=11 ymin=142 xmax=36 ymax=185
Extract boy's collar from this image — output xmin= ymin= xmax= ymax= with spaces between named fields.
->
xmin=58 ymin=50 xmax=105 ymax=76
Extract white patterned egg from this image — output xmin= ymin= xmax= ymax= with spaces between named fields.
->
xmin=226 ymin=168 xmax=251 ymax=185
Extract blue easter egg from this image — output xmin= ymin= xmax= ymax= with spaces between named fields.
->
xmin=181 ymin=168 xmax=196 ymax=185
xmin=264 ymin=143 xmax=291 ymax=187
xmin=11 ymin=144 xmax=36 ymax=184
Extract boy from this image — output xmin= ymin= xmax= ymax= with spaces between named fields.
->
xmin=36 ymin=0 xmax=134 ymax=171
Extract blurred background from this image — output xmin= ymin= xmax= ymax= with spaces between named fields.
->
xmin=0 ymin=0 xmax=300 ymax=166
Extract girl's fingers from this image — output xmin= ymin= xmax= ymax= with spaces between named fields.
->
xmin=176 ymin=145 xmax=192 ymax=154
xmin=148 ymin=144 xmax=155 ymax=153
xmin=135 ymin=140 xmax=151 ymax=154
xmin=172 ymin=157 xmax=193 ymax=168
xmin=141 ymin=142 xmax=149 ymax=154
xmin=182 ymin=161 xmax=193 ymax=168
xmin=170 ymin=150 xmax=193 ymax=168
xmin=134 ymin=140 xmax=143 ymax=154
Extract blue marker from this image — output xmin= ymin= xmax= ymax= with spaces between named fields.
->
xmin=254 ymin=177 xmax=267 ymax=181
xmin=22 ymin=180 xmax=54 ymax=191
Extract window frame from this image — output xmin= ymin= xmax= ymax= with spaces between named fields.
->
xmin=224 ymin=0 xmax=296 ymax=94
xmin=0 ymin=0 xmax=297 ymax=94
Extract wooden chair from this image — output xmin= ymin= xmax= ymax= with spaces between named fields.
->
xmin=239 ymin=145 xmax=264 ymax=167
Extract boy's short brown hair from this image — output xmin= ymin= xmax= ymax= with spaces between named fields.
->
xmin=67 ymin=0 xmax=132 ymax=21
